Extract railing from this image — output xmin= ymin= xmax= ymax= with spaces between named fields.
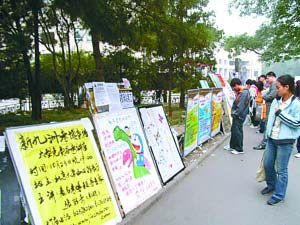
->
xmin=0 ymin=99 xmax=65 ymax=115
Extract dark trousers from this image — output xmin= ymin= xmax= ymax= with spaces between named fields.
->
xmin=230 ymin=117 xmax=244 ymax=152
xmin=259 ymin=120 xmax=266 ymax=133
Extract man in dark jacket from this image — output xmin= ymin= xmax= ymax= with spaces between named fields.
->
xmin=253 ymin=71 xmax=277 ymax=150
xmin=224 ymin=78 xmax=251 ymax=154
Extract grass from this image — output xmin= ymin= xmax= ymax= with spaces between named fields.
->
xmin=0 ymin=105 xmax=186 ymax=134
xmin=163 ymin=104 xmax=186 ymax=126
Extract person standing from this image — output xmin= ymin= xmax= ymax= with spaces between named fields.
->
xmin=261 ymin=75 xmax=300 ymax=205
xmin=224 ymin=78 xmax=250 ymax=154
xmin=294 ymin=80 xmax=300 ymax=158
xmin=253 ymin=72 xmax=277 ymax=150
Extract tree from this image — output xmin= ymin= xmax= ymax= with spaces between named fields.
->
xmin=228 ymin=0 xmax=300 ymax=62
xmin=39 ymin=4 xmax=83 ymax=108
xmin=0 ymin=0 xmax=42 ymax=119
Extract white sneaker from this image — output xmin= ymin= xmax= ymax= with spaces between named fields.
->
xmin=294 ymin=153 xmax=300 ymax=158
xmin=231 ymin=150 xmax=244 ymax=155
xmin=224 ymin=145 xmax=233 ymax=151
xmin=250 ymin=125 xmax=258 ymax=128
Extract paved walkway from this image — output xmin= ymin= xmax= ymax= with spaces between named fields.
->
xmin=131 ymin=126 xmax=300 ymax=225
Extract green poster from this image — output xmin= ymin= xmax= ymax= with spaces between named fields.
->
xmin=184 ymin=90 xmax=199 ymax=156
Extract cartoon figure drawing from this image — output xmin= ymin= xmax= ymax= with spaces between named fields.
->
xmin=113 ymin=126 xmax=150 ymax=178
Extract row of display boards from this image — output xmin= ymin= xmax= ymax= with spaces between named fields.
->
xmin=4 ymin=105 xmax=185 ymax=225
xmin=4 ymin=79 xmax=233 ymax=225
xmin=183 ymin=88 xmax=224 ymax=156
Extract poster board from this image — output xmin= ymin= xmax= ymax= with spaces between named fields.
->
xmin=183 ymin=90 xmax=200 ymax=156
xmin=119 ymin=89 xmax=134 ymax=109
xmin=5 ymin=120 xmax=122 ymax=225
xmin=211 ymin=88 xmax=223 ymax=137
xmin=104 ymin=83 xmax=122 ymax=113
xmin=209 ymin=73 xmax=222 ymax=88
xmin=199 ymin=80 xmax=210 ymax=88
xmin=221 ymin=99 xmax=232 ymax=134
xmin=197 ymin=89 xmax=212 ymax=145
xmin=93 ymin=108 xmax=162 ymax=214
xmin=93 ymin=82 xmax=110 ymax=113
xmin=138 ymin=105 xmax=185 ymax=184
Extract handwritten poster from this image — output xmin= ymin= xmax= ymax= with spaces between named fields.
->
xmin=104 ymin=83 xmax=122 ymax=113
xmin=93 ymin=82 xmax=110 ymax=113
xmin=183 ymin=90 xmax=200 ymax=156
xmin=93 ymin=108 xmax=162 ymax=214
xmin=139 ymin=106 xmax=184 ymax=184
xmin=198 ymin=90 xmax=212 ymax=145
xmin=5 ymin=120 xmax=122 ymax=225
xmin=119 ymin=90 xmax=134 ymax=109
xmin=211 ymin=88 xmax=223 ymax=137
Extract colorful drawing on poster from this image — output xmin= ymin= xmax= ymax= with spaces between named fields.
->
xmin=198 ymin=90 xmax=212 ymax=145
xmin=184 ymin=90 xmax=199 ymax=156
xmin=113 ymin=126 xmax=150 ymax=178
xmin=93 ymin=108 xmax=162 ymax=214
xmin=211 ymin=88 xmax=223 ymax=137
xmin=139 ymin=106 xmax=184 ymax=184
xmin=5 ymin=120 xmax=122 ymax=225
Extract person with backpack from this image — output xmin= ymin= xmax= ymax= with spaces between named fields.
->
xmin=261 ymin=75 xmax=300 ymax=205
xmin=224 ymin=78 xmax=251 ymax=155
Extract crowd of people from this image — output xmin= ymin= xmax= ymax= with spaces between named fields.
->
xmin=224 ymin=72 xmax=300 ymax=206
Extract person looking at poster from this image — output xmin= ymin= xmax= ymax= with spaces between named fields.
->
xmin=253 ymin=72 xmax=277 ymax=150
xmin=261 ymin=75 xmax=300 ymax=205
xmin=224 ymin=78 xmax=250 ymax=154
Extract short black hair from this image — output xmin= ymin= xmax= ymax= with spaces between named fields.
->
xmin=230 ymin=78 xmax=242 ymax=87
xmin=256 ymin=81 xmax=264 ymax=91
xmin=277 ymin=74 xmax=295 ymax=93
xmin=259 ymin=74 xmax=266 ymax=79
xmin=295 ymin=80 xmax=300 ymax=97
xmin=266 ymin=71 xmax=276 ymax=78
xmin=245 ymin=79 xmax=252 ymax=85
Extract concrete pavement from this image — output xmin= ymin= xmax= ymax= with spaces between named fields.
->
xmin=130 ymin=126 xmax=300 ymax=225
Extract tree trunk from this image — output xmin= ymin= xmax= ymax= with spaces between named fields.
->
xmin=179 ymin=67 xmax=186 ymax=108
xmin=167 ymin=57 xmax=174 ymax=117
xmin=91 ymin=29 xmax=104 ymax=81
xmin=31 ymin=0 xmax=42 ymax=120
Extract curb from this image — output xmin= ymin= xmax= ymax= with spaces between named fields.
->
xmin=118 ymin=133 xmax=230 ymax=225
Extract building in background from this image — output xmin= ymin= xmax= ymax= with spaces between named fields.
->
xmin=214 ymin=49 xmax=262 ymax=83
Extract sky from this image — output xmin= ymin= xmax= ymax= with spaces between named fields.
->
xmin=208 ymin=0 xmax=267 ymax=36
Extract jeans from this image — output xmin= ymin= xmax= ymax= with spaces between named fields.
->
xmin=229 ymin=117 xmax=244 ymax=152
xmin=297 ymin=137 xmax=300 ymax=153
xmin=264 ymin=138 xmax=293 ymax=200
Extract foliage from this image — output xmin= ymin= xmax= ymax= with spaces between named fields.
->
xmin=0 ymin=0 xmax=42 ymax=119
xmin=227 ymin=0 xmax=300 ymax=62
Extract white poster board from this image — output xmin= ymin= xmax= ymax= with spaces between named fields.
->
xmin=119 ymin=90 xmax=134 ymax=109
xmin=93 ymin=108 xmax=162 ymax=214
xmin=5 ymin=120 xmax=122 ymax=225
xmin=93 ymin=82 xmax=110 ymax=112
xmin=104 ymin=83 xmax=122 ymax=113
xmin=139 ymin=106 xmax=184 ymax=184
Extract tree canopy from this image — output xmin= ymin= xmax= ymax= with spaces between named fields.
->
xmin=226 ymin=0 xmax=300 ymax=62
xmin=1 ymin=0 xmax=221 ymax=116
